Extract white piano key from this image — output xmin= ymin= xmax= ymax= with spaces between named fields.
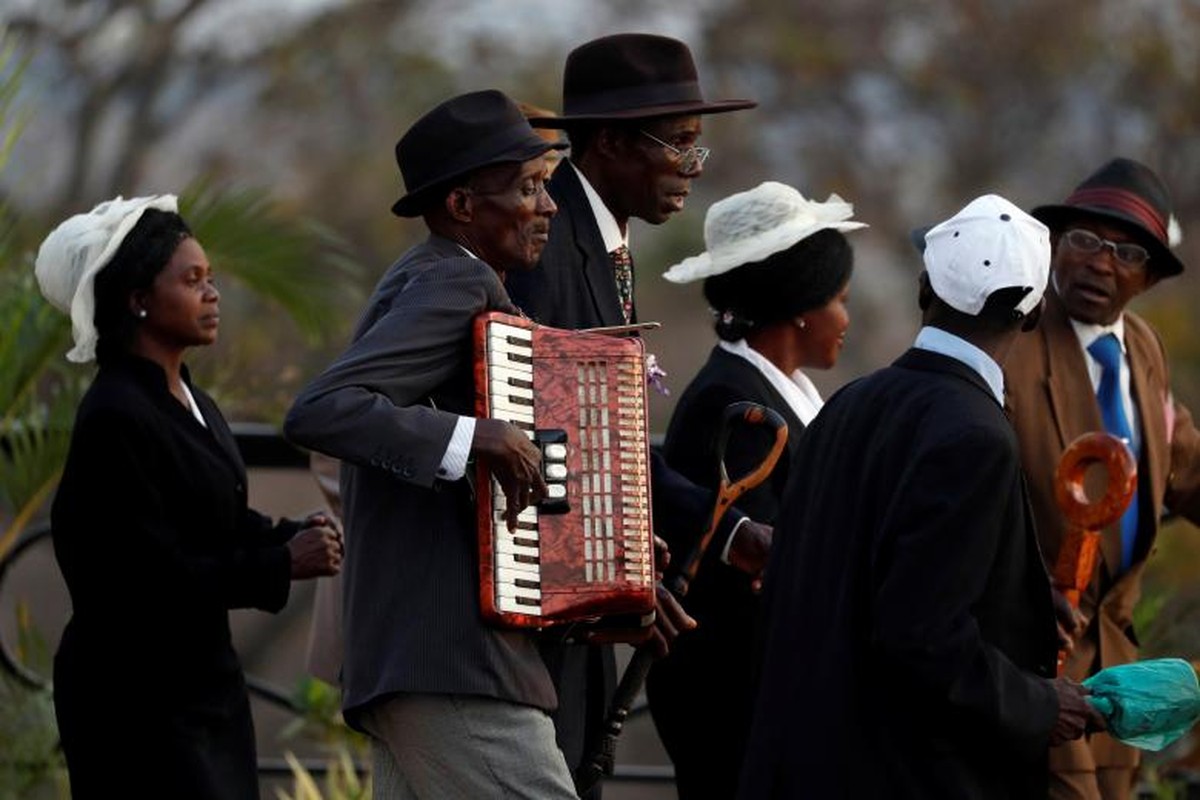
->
xmin=492 ymin=505 xmax=538 ymax=524
xmin=496 ymin=552 xmax=541 ymax=575
xmin=488 ymin=345 xmax=533 ymax=368
xmin=490 ymin=321 xmax=533 ymax=342
xmin=496 ymin=582 xmax=542 ymax=601
xmin=498 ymin=595 xmax=542 ymax=614
xmin=497 ymin=529 xmax=541 ymax=548
xmin=495 ymin=539 xmax=540 ymax=559
xmin=488 ymin=363 xmax=535 ymax=385
xmin=490 ymin=379 xmax=534 ymax=401
xmin=490 ymin=396 xmax=536 ymax=421
xmin=496 ymin=566 xmax=541 ymax=589
xmin=488 ymin=337 xmax=532 ymax=355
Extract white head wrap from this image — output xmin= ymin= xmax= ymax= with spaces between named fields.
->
xmin=34 ymin=194 xmax=178 ymax=363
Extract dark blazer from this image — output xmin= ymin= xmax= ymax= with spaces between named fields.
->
xmin=507 ymin=163 xmax=631 ymax=329
xmin=740 ymin=347 xmax=1060 ymax=800
xmin=284 ymin=236 xmax=557 ymax=730
xmin=506 ymin=164 xmax=739 ymax=785
xmin=646 ymin=346 xmax=804 ymax=800
xmin=1004 ymin=289 xmax=1200 ymax=773
xmin=52 ymin=356 xmax=295 ymax=799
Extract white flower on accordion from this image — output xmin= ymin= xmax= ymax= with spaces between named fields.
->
xmin=646 ymin=353 xmax=670 ymax=396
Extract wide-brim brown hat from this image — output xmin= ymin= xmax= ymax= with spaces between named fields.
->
xmin=1031 ymin=157 xmax=1184 ymax=278
xmin=527 ymin=33 xmax=756 ymax=129
xmin=391 ymin=89 xmax=567 ymax=217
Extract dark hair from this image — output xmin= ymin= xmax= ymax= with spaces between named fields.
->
xmin=93 ymin=209 xmax=192 ymax=365
xmin=703 ymin=228 xmax=853 ymax=341
xmin=926 ymin=284 xmax=1035 ymax=334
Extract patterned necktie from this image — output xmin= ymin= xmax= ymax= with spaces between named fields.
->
xmin=610 ymin=244 xmax=634 ymax=324
xmin=1087 ymin=332 xmax=1140 ymax=572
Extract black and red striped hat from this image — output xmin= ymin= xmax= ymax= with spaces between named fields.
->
xmin=1032 ymin=157 xmax=1184 ymax=277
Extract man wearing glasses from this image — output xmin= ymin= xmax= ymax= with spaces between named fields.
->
xmin=505 ymin=32 xmax=760 ymax=797
xmin=1005 ymin=157 xmax=1200 ymax=800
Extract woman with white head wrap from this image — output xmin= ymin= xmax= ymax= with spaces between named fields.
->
xmin=36 ymin=197 xmax=343 ymax=798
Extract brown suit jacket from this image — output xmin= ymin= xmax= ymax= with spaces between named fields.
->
xmin=1004 ymin=288 xmax=1200 ymax=770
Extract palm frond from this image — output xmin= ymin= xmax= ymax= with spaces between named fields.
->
xmin=0 ymin=380 xmax=78 ymax=557
xmin=180 ymin=182 xmax=363 ymax=344
xmin=0 ymin=37 xmax=28 ymax=174
xmin=0 ymin=270 xmax=74 ymax=427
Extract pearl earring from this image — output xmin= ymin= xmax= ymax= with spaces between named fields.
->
xmin=136 ymin=308 xmax=147 ymax=319
xmin=797 ymin=318 xmax=807 ymax=329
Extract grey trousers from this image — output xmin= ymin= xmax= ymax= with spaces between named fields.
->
xmin=361 ymin=693 xmax=578 ymax=800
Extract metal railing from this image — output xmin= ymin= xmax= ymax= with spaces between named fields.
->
xmin=0 ymin=426 xmax=672 ymax=788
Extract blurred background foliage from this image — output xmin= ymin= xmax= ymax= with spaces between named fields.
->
xmin=2 ymin=0 xmax=1200 ymax=792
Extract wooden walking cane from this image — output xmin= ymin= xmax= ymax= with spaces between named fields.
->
xmin=574 ymin=401 xmax=788 ymax=795
xmin=1052 ymin=431 xmax=1137 ymax=675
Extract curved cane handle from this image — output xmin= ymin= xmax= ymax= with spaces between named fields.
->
xmin=668 ymin=401 xmax=788 ymax=597
xmin=1054 ymin=432 xmax=1137 ymax=534
xmin=1052 ymin=432 xmax=1136 ymax=675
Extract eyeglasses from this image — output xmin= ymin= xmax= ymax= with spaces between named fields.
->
xmin=638 ymin=130 xmax=710 ymax=173
xmin=1062 ymin=228 xmax=1151 ymax=269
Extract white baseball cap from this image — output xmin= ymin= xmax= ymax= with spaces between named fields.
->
xmin=922 ymin=193 xmax=1050 ymax=317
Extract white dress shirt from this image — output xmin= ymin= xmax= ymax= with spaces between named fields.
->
xmin=913 ymin=325 xmax=1005 ymax=405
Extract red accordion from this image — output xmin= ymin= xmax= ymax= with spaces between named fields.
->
xmin=473 ymin=312 xmax=656 ymax=630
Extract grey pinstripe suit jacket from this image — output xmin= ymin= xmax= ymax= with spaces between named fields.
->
xmin=285 ymin=235 xmax=557 ymax=728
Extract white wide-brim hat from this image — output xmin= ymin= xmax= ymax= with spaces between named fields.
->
xmin=923 ymin=193 xmax=1050 ymax=317
xmin=34 ymin=194 xmax=178 ymax=363
xmin=662 ymin=181 xmax=867 ymax=284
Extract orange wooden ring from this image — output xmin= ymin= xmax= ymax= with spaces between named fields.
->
xmin=1053 ymin=431 xmax=1137 ymax=532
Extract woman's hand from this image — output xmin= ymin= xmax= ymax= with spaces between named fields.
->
xmin=288 ymin=517 xmax=344 ymax=579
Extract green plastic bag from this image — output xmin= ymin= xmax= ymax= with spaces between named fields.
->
xmin=1084 ymin=658 xmax=1200 ymax=751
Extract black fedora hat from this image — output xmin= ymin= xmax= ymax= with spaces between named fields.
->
xmin=1031 ymin=157 xmax=1184 ymax=277
xmin=391 ymin=89 xmax=568 ymax=217
xmin=527 ymin=33 xmax=756 ymax=129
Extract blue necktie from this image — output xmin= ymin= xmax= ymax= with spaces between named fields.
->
xmin=1087 ymin=333 xmax=1140 ymax=572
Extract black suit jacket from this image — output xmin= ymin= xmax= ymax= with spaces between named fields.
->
xmin=507 ymin=163 xmax=631 ymax=329
xmin=506 ymin=165 xmax=744 ymax=781
xmin=285 ymin=236 xmax=557 ymax=729
xmin=739 ymin=347 xmax=1060 ymax=800
xmin=52 ymin=356 xmax=295 ymax=799
xmin=646 ymin=346 xmax=805 ymax=799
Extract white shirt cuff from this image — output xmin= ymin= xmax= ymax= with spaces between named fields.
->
xmin=437 ymin=416 xmax=476 ymax=481
xmin=720 ymin=514 xmax=750 ymax=565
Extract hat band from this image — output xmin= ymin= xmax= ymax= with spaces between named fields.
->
xmin=1064 ymin=186 xmax=1168 ymax=243
xmin=565 ymin=80 xmax=704 ymax=116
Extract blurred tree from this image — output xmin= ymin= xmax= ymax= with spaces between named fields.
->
xmin=697 ymin=0 xmax=1200 ymax=386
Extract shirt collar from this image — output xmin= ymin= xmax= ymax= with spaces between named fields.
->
xmin=913 ymin=325 xmax=1005 ymax=404
xmin=1068 ymin=314 xmax=1127 ymax=354
xmin=570 ymin=161 xmax=628 ymax=253
xmin=717 ymin=339 xmax=824 ymax=425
